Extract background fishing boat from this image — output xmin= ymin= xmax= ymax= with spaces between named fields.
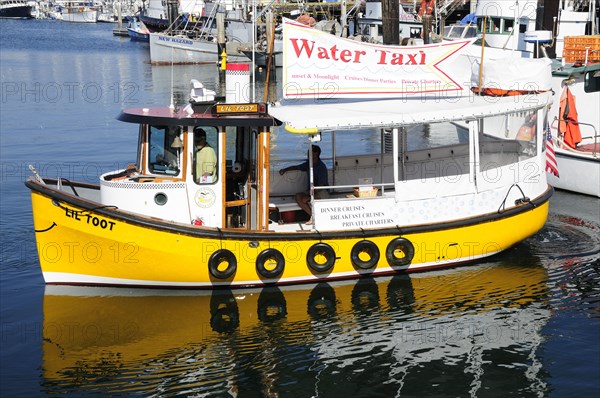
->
xmin=0 ymin=0 xmax=33 ymax=18
xmin=56 ymin=0 xmax=100 ymax=22
xmin=127 ymin=15 xmax=150 ymax=41
xmin=148 ymin=3 xmax=252 ymax=64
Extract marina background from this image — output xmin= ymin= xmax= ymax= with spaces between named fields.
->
xmin=1 ymin=19 xmax=599 ymax=397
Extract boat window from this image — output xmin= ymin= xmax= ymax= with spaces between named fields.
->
xmin=148 ymin=125 xmax=182 ymax=176
xmin=444 ymin=26 xmax=462 ymax=39
xmin=481 ymin=17 xmax=502 ymax=33
xmin=399 ymin=122 xmax=470 ymax=182
xmin=224 ymin=126 xmax=252 ymax=199
xmin=584 ymin=71 xmax=600 ymax=93
xmin=193 ymin=126 xmax=219 ymax=184
xmin=409 ymin=27 xmax=422 ymax=39
xmin=479 ymin=111 xmax=537 ymax=171
xmin=464 ymin=26 xmax=478 ymax=39
xmin=519 ymin=23 xmax=527 ymax=34
xmin=503 ymin=19 xmax=514 ymax=34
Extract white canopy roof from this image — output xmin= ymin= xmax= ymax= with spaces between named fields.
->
xmin=269 ymin=92 xmax=553 ymax=133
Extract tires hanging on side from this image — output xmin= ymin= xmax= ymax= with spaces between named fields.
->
xmin=208 ymin=249 xmax=237 ymax=279
xmin=385 ymin=237 xmax=415 ymax=267
xmin=351 ymin=240 xmax=380 ymax=269
xmin=256 ymin=248 xmax=285 ymax=279
xmin=306 ymin=242 xmax=336 ymax=273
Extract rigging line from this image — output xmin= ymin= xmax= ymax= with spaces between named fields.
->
xmin=315 ymin=229 xmax=322 ymax=242
xmin=395 ymin=225 xmax=404 ymax=236
xmin=497 ymin=183 xmax=533 ymax=213
xmin=58 ymin=177 xmax=80 ymax=197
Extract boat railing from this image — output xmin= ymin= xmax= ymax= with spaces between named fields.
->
xmin=314 ymin=182 xmax=395 ymax=196
xmin=553 ymin=118 xmax=599 ymax=156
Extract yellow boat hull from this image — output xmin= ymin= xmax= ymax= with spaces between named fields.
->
xmin=30 ymin=186 xmax=552 ymax=288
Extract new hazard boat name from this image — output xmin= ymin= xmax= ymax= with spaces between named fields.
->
xmin=157 ymin=35 xmax=193 ymax=46
xmin=289 ymin=38 xmax=426 ymax=66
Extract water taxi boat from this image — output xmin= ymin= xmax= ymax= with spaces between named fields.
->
xmin=26 ymin=21 xmax=554 ymax=288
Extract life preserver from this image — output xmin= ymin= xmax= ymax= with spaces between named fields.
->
xmin=256 ymin=248 xmax=285 ymax=279
xmin=385 ymin=237 xmax=415 ymax=267
xmin=351 ymin=240 xmax=380 ymax=269
xmin=208 ymin=249 xmax=237 ymax=279
xmin=306 ymin=243 xmax=336 ymax=273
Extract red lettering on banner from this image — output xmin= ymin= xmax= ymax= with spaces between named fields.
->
xmin=376 ymin=50 xmax=427 ymax=65
xmin=290 ymin=38 xmax=366 ymax=63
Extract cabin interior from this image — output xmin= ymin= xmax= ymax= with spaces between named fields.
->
xmin=91 ymin=107 xmax=542 ymax=232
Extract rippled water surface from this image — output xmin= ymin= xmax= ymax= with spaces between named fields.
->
xmin=1 ymin=20 xmax=599 ymax=397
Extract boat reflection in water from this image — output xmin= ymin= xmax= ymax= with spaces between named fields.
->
xmin=42 ymin=262 xmax=550 ymax=396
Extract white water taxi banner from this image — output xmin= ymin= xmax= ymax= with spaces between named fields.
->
xmin=282 ymin=18 xmax=475 ymax=99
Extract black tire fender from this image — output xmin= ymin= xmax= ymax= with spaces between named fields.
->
xmin=208 ymin=249 xmax=237 ymax=279
xmin=385 ymin=237 xmax=415 ymax=267
xmin=256 ymin=248 xmax=285 ymax=279
xmin=306 ymin=242 xmax=336 ymax=273
xmin=351 ymin=240 xmax=380 ymax=270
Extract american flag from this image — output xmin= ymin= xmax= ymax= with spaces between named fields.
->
xmin=545 ymin=122 xmax=559 ymax=177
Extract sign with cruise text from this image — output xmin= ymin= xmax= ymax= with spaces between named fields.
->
xmin=282 ymin=18 xmax=474 ymax=99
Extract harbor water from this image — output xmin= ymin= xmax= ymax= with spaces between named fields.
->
xmin=1 ymin=20 xmax=599 ymax=397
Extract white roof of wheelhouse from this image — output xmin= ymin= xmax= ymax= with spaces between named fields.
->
xmin=269 ymin=92 xmax=553 ymax=133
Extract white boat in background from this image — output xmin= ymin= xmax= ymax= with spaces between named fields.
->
xmin=141 ymin=0 xmax=206 ymax=33
xmin=57 ymin=1 xmax=99 ymax=23
xmin=128 ymin=17 xmax=150 ymax=42
xmin=547 ymin=55 xmax=600 ymax=198
xmin=149 ymin=30 xmax=250 ymax=65
xmin=149 ymin=7 xmax=252 ymax=65
xmin=97 ymin=8 xmax=114 ymax=22
xmin=467 ymin=0 xmax=600 ymax=197
xmin=0 ymin=0 xmax=33 ymax=18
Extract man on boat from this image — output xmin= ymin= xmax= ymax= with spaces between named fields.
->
xmin=194 ymin=128 xmax=217 ymax=183
xmin=279 ymin=145 xmax=329 ymax=223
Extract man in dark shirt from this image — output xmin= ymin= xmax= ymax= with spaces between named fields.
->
xmin=279 ymin=145 xmax=329 ymax=223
